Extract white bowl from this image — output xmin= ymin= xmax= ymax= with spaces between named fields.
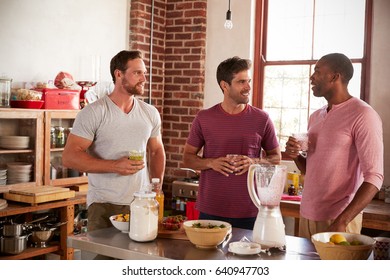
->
xmin=0 ymin=136 xmax=30 ymax=149
xmin=311 ymin=232 xmax=375 ymax=260
xmin=109 ymin=215 xmax=130 ymax=233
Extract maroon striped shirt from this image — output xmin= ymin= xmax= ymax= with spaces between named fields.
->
xmin=187 ymin=104 xmax=279 ymax=218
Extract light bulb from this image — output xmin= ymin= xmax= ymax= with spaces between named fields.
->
xmin=224 ymin=10 xmax=233 ymax=30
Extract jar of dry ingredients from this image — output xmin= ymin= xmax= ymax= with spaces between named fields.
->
xmin=0 ymin=77 xmax=12 ymax=108
xmin=129 ymin=191 xmax=159 ymax=242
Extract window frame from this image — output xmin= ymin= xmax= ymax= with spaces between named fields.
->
xmin=252 ymin=0 xmax=373 ymax=110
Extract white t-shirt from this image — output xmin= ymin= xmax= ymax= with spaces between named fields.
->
xmin=71 ymin=95 xmax=161 ymax=207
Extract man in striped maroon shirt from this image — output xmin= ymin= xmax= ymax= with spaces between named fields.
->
xmin=183 ymin=56 xmax=281 ymax=229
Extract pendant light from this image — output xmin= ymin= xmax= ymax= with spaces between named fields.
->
xmin=224 ymin=0 xmax=233 ymax=30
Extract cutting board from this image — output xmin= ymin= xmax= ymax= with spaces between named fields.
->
xmin=4 ymin=186 xmax=75 ymax=205
xmin=158 ymin=228 xmax=188 ymax=240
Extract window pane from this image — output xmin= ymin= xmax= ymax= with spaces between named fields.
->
xmin=263 ymin=65 xmax=312 ymax=148
xmin=313 ymin=0 xmax=366 ymax=58
xmin=349 ymin=63 xmax=362 ymax=98
xmin=267 ymin=0 xmax=313 ymax=60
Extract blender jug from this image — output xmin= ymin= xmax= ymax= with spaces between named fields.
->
xmin=247 ymin=164 xmax=287 ymax=249
xmin=0 ymin=77 xmax=12 ymax=108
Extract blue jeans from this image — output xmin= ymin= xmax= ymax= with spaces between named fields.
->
xmin=199 ymin=212 xmax=256 ymax=230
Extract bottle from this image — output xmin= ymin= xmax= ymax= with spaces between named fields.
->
xmin=288 ymin=184 xmax=296 ymax=196
xmin=55 ymin=126 xmax=65 ymax=148
xmin=50 ymin=127 xmax=56 ymax=148
xmin=129 ymin=191 xmax=159 ymax=242
xmin=151 ymin=178 xmax=164 ymax=223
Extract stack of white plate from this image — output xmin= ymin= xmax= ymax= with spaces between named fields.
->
xmin=6 ymin=162 xmax=32 ymax=184
xmin=0 ymin=198 xmax=7 ymax=210
xmin=0 ymin=136 xmax=30 ymax=149
xmin=0 ymin=167 xmax=6 ymax=185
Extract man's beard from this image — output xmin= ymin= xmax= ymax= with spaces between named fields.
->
xmin=123 ymin=81 xmax=144 ymax=96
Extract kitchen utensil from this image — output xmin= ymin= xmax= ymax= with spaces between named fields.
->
xmin=0 ymin=234 xmax=30 ymax=254
xmin=76 ymin=81 xmax=97 ymax=108
xmin=30 ymin=228 xmax=56 ymax=247
xmin=247 ymin=164 xmax=287 ymax=249
xmin=2 ymin=223 xmax=24 ymax=237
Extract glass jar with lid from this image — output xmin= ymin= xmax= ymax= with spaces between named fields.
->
xmin=55 ymin=126 xmax=65 ymax=148
xmin=0 ymin=77 xmax=12 ymax=108
xmin=129 ymin=191 xmax=159 ymax=242
xmin=50 ymin=127 xmax=56 ymax=148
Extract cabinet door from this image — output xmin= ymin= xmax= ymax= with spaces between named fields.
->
xmin=44 ymin=110 xmax=88 ymax=186
xmin=0 ymin=109 xmax=44 ymax=191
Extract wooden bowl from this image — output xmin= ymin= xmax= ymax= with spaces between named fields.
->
xmin=311 ymin=232 xmax=375 ymax=260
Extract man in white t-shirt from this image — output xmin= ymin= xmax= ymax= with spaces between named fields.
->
xmin=63 ymin=50 xmax=166 ymax=232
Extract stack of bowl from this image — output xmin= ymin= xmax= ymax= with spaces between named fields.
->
xmin=0 ymin=136 xmax=30 ymax=149
xmin=6 ymin=162 xmax=32 ymax=184
xmin=0 ymin=166 xmax=6 ymax=186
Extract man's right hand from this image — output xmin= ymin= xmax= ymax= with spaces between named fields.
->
xmin=115 ymin=156 xmax=145 ymax=175
xmin=285 ymin=136 xmax=301 ymax=159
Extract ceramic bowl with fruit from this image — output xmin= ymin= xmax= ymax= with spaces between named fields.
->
xmin=161 ymin=215 xmax=187 ymax=231
xmin=311 ymin=232 xmax=376 ymax=260
xmin=109 ymin=214 xmax=130 ymax=233
xmin=183 ymin=220 xmax=232 ymax=249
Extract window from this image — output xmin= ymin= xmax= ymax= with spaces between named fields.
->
xmin=252 ymin=0 xmax=371 ymax=150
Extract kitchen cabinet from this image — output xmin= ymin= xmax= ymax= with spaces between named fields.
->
xmin=0 ymin=109 xmax=44 ymax=191
xmin=0 ymin=108 xmax=87 ymax=190
xmin=0 ymin=194 xmax=86 ymax=260
xmin=43 ymin=110 xmax=88 ymax=186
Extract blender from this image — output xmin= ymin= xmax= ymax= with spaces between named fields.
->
xmin=247 ymin=164 xmax=287 ymax=249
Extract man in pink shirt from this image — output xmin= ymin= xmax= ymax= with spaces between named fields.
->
xmin=285 ymin=53 xmax=384 ymax=238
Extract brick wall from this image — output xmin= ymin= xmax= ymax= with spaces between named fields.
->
xmin=129 ymin=0 xmax=207 ymax=196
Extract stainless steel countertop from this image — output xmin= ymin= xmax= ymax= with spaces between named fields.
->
xmin=67 ymin=227 xmax=320 ymax=260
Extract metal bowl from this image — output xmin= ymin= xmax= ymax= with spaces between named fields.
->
xmin=30 ymin=229 xmax=55 ymax=247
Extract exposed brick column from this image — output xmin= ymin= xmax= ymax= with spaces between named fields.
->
xmin=129 ymin=0 xmax=166 ymax=112
xmin=163 ymin=0 xmax=206 ymax=180
xmin=128 ymin=0 xmax=207 ymax=200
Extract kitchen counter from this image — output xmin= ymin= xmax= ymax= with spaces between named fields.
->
xmin=280 ymin=199 xmax=390 ymax=235
xmin=67 ymin=227 xmax=320 ymax=260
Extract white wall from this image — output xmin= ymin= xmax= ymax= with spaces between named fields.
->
xmin=0 ymin=0 xmax=128 ymax=92
xmin=204 ymin=0 xmax=255 ymax=109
